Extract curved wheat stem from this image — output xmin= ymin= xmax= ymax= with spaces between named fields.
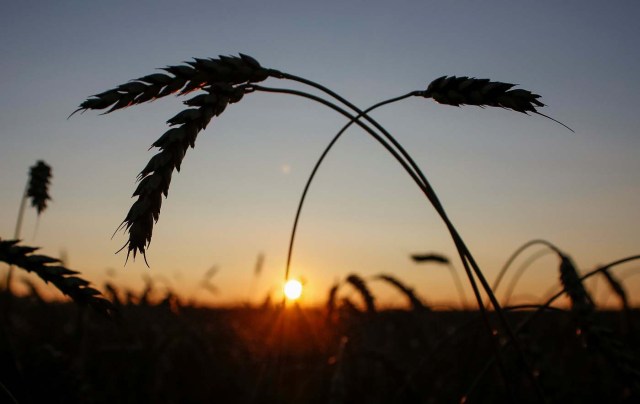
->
xmin=502 ymin=249 xmax=554 ymax=305
xmin=251 ymin=83 xmax=543 ymax=400
xmin=491 ymin=239 xmax=564 ymax=296
xmin=282 ymin=92 xmax=418 ymax=281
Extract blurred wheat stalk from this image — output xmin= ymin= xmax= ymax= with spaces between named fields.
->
xmin=5 ymin=160 xmax=52 ymax=293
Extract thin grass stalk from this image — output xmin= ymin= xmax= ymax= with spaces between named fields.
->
xmin=251 ymin=84 xmax=536 ymax=400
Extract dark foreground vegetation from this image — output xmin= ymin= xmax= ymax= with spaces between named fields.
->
xmin=1 ymin=295 xmax=638 ymax=404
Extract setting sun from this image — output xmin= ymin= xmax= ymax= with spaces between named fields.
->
xmin=283 ymin=279 xmax=303 ymax=301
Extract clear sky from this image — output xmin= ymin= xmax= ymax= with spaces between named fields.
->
xmin=1 ymin=1 xmax=639 ymax=308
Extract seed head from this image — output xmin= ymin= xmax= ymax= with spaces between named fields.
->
xmin=27 ymin=160 xmax=52 ymax=215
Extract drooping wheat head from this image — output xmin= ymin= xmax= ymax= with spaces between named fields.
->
xmin=27 ymin=160 xmax=52 ymax=215
xmin=601 ymin=267 xmax=629 ymax=310
xmin=410 ymin=253 xmax=450 ymax=264
xmin=421 ymin=76 xmax=573 ymax=131
xmin=345 ymin=274 xmax=376 ymax=314
xmin=72 ymin=54 xmax=268 ymax=116
xmin=421 ymin=76 xmax=544 ymax=112
xmin=559 ymin=253 xmax=595 ymax=319
xmin=75 ymin=55 xmax=269 ymax=262
xmin=0 ymin=239 xmax=114 ymax=317
xmin=374 ymin=274 xmax=427 ymax=311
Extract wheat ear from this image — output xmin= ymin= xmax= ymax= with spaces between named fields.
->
xmin=75 ymin=54 xmax=268 ymax=262
xmin=0 ymin=239 xmax=114 ymax=317
xmin=421 ymin=76 xmax=574 ymax=132
xmin=26 ymin=160 xmax=52 ymax=215
xmin=373 ymin=274 xmax=427 ymax=311
xmin=114 ymin=83 xmax=248 ymax=263
xmin=71 ymin=54 xmax=268 ymax=116
xmin=345 ymin=274 xmax=376 ymax=314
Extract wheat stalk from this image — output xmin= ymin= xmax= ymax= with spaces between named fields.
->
xmin=0 ymin=239 xmax=114 ymax=317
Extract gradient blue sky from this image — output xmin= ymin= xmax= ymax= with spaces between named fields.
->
xmin=1 ymin=1 xmax=639 ymax=307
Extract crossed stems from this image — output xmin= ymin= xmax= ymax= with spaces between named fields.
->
xmin=244 ymin=70 xmax=547 ymax=400
xmin=464 ymin=254 xmax=640 ymax=399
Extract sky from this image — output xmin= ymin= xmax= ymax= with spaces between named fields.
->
xmin=1 ymin=1 xmax=639 ymax=308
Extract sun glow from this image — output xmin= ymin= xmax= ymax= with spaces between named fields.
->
xmin=283 ymin=279 xmax=303 ymax=301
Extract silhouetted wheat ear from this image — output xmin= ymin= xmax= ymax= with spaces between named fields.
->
xmin=115 ymin=83 xmax=248 ymax=262
xmin=326 ymin=282 xmax=340 ymax=320
xmin=72 ymin=54 xmax=268 ymax=115
xmin=345 ymin=274 xmax=376 ymax=314
xmin=421 ymin=76 xmax=544 ymax=113
xmin=374 ymin=274 xmax=427 ymax=311
xmin=75 ymin=55 xmax=269 ymax=263
xmin=27 ymin=160 xmax=52 ymax=215
xmin=601 ymin=267 xmax=629 ymax=309
xmin=410 ymin=253 xmax=449 ymax=264
xmin=559 ymin=254 xmax=595 ymax=317
xmin=0 ymin=239 xmax=114 ymax=317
